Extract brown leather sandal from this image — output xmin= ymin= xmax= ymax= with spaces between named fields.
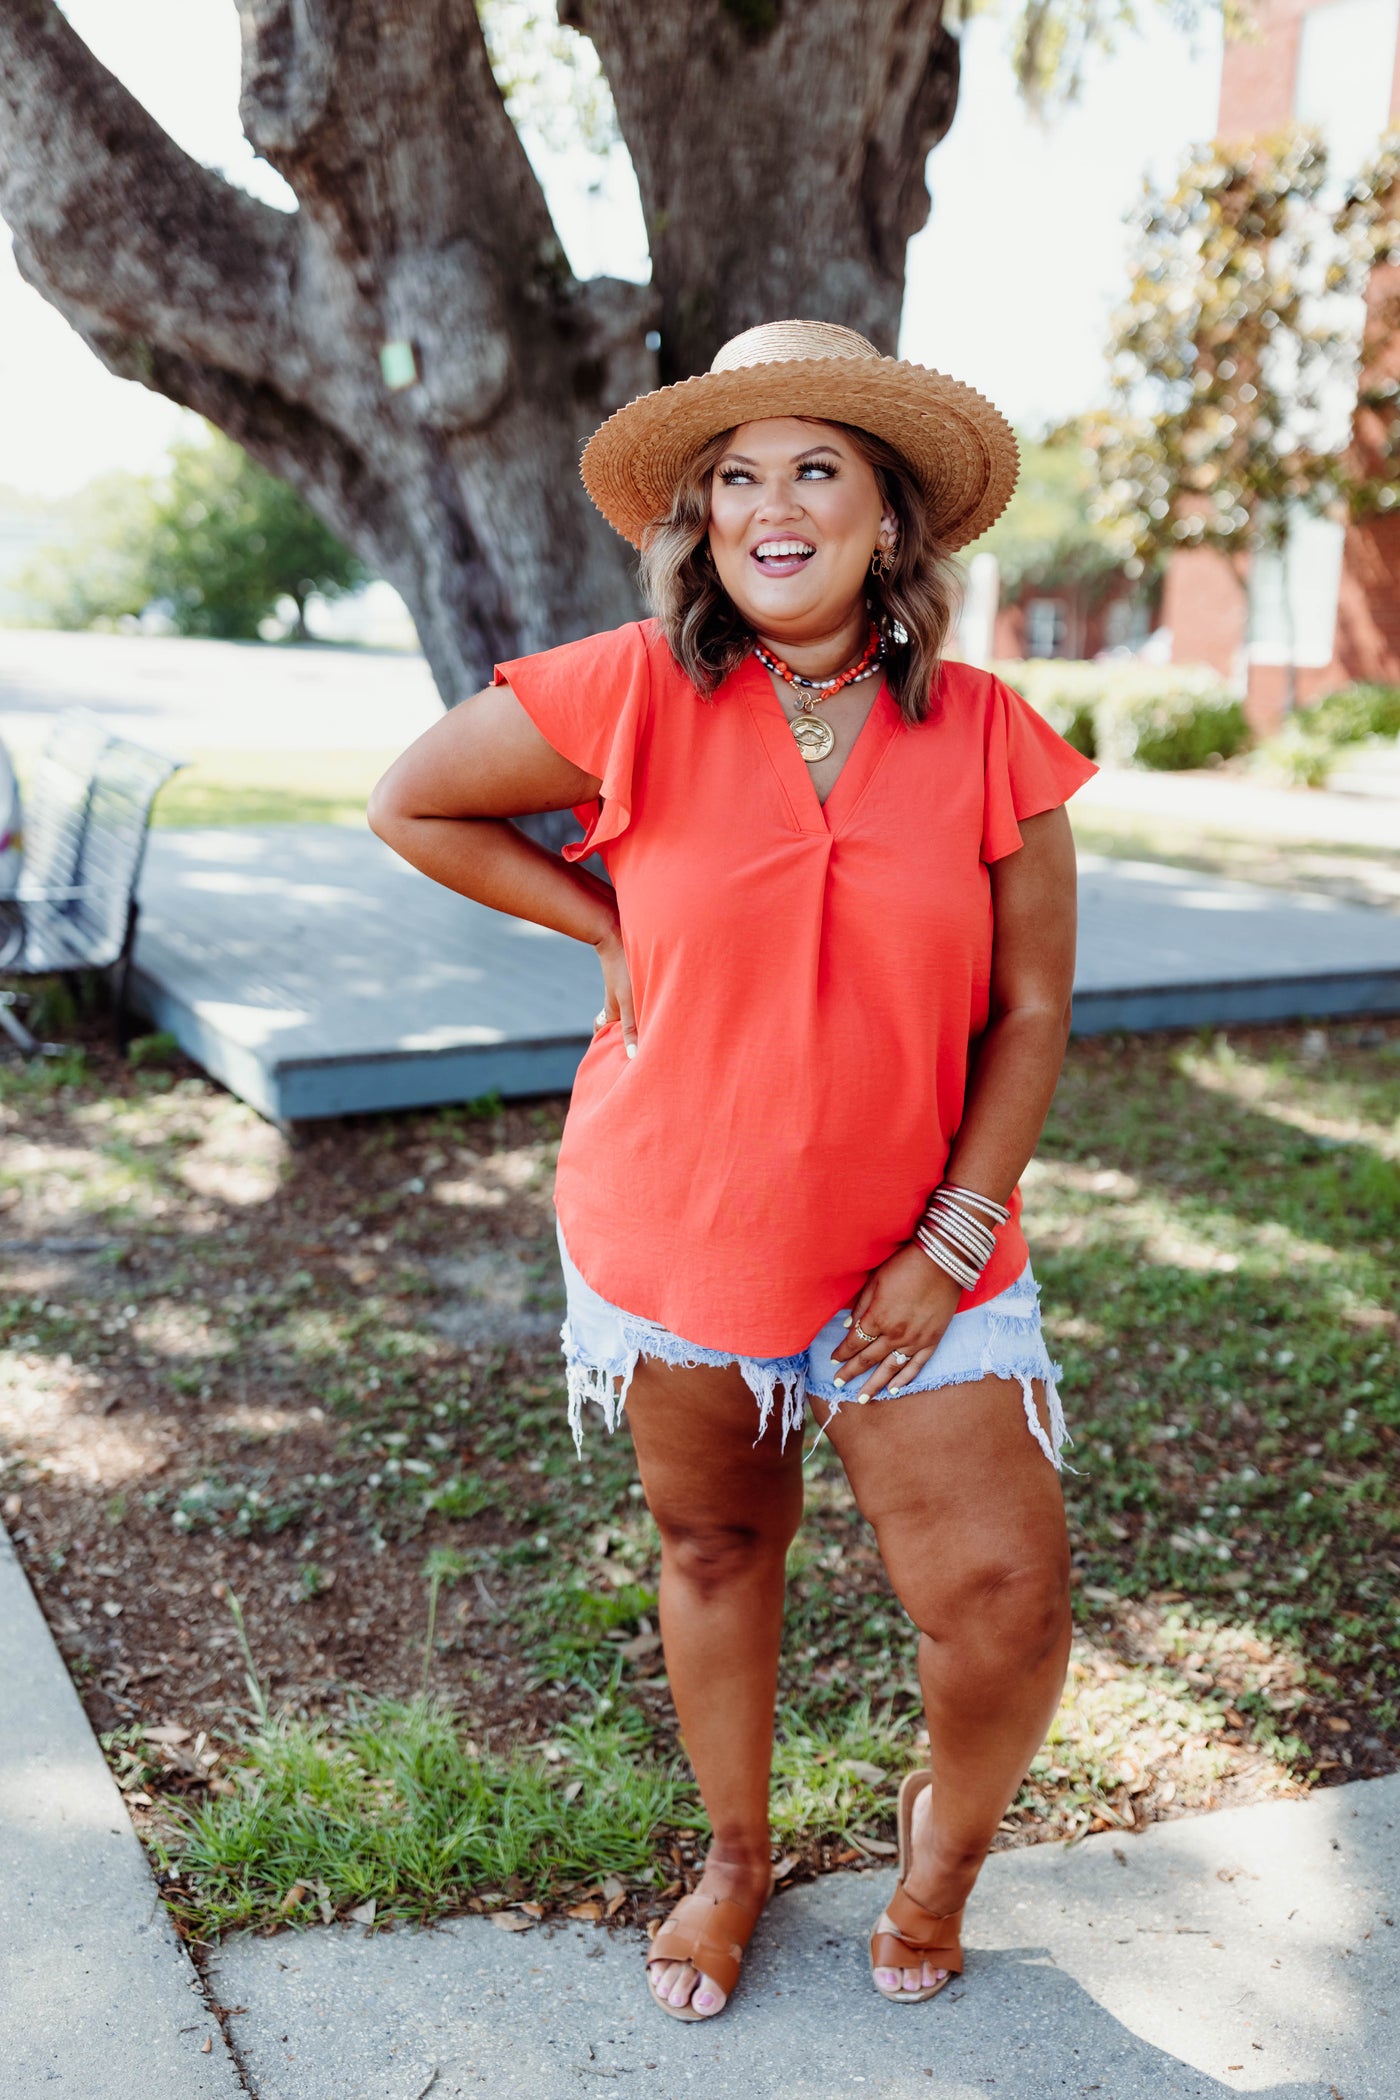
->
xmin=869 ymin=1769 xmax=964 ymax=2004
xmin=646 ymin=1883 xmax=768 ymax=2023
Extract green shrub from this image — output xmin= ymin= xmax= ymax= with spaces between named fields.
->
xmin=1302 ymin=683 xmax=1400 ymax=747
xmin=997 ymin=661 xmax=1250 ymax=770
xmin=1253 ymin=683 xmax=1400 ymax=789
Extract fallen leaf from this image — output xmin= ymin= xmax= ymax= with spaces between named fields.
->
xmin=142 ymin=1725 xmax=193 ymax=1747
xmin=1082 ymin=1585 xmax=1119 ymax=1606
xmin=846 ymin=1830 xmax=897 ymax=1858
xmin=347 ymin=1900 xmax=377 ymax=1926
xmin=605 ymin=1890 xmax=628 ymax=1918
xmin=101 ymin=1600 xmax=123 ymax=1619
xmin=567 ymin=1901 xmax=603 ymax=1921
xmin=312 ymin=1877 xmax=333 ymax=1925
xmin=519 ymin=1901 xmax=544 ymax=1918
xmin=281 ymin=1881 xmax=308 ymax=1914
xmin=201 ymin=2037 xmax=212 ymax=2054
xmin=770 ymin=1854 xmax=799 ymax=1882
xmin=1324 ymin=1717 xmax=1352 ymax=1734
xmin=620 ymin=1631 xmax=661 ymax=1662
xmin=841 ymin=1760 xmax=888 ymax=1786
xmin=562 ymin=1779 xmax=584 ymax=1804
xmin=491 ymin=1911 xmax=534 ymax=1932
xmin=601 ymin=1874 xmax=627 ymax=1903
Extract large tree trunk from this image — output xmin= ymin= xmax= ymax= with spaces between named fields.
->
xmin=0 ymin=0 xmax=958 ymax=702
xmin=573 ymin=0 xmax=959 ymax=375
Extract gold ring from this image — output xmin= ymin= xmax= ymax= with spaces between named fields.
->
xmin=854 ymin=1322 xmax=879 ymax=1345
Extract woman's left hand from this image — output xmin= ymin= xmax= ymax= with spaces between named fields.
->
xmin=829 ymin=1242 xmax=964 ymax=1401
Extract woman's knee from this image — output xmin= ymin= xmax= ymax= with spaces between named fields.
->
xmin=908 ymin=1552 xmax=1071 ymax=1668
xmin=658 ymin=1514 xmax=793 ymax=1599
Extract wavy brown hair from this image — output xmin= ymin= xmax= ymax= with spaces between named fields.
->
xmin=637 ymin=421 xmax=964 ymax=724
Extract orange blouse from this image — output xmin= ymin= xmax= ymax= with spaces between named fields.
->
xmin=495 ymin=621 xmax=1096 ymax=1356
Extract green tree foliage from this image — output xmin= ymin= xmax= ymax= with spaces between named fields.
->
xmin=1085 ymin=130 xmax=1356 ymax=570
xmin=1086 ymin=125 xmax=1400 ymax=569
xmin=13 ymin=471 xmax=157 ymax=631
xmin=145 ymin=432 xmax=368 ymax=640
xmin=1332 ymin=128 xmax=1400 ymax=519
xmin=974 ymin=436 xmax=1125 ymax=597
xmin=14 ymin=429 xmax=367 ymax=640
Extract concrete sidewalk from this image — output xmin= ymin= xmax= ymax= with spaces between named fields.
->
xmin=210 ymin=1778 xmax=1399 ymax=2100
xmin=0 ymin=1522 xmax=240 ymax=2098
xmin=4 ymin=1502 xmax=1397 ymax=2098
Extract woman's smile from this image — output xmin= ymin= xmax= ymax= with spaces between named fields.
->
xmin=750 ymin=534 xmax=817 ymax=577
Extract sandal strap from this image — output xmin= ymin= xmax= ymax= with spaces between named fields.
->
xmin=648 ymin=1892 xmax=760 ymax=2000
xmin=870 ymin=1885 xmax=964 ymax=1974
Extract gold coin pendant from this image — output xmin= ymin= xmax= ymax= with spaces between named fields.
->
xmin=790 ymin=713 xmax=836 ymax=764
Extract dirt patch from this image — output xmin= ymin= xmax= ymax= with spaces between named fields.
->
xmin=2 ymin=1013 xmax=1396 ymax=1892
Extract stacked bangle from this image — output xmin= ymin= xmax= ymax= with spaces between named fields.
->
xmin=914 ymin=1182 xmax=1011 ymax=1291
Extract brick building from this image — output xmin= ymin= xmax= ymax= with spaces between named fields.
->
xmin=1163 ymin=0 xmax=1400 ymax=725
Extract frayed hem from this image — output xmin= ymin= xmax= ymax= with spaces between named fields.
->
xmin=978 ymin=1271 xmax=1070 ymax=1470
xmin=805 ymin=1354 xmax=1068 ymax=1467
xmin=562 ymin=1322 xmax=638 ymax=1456
xmin=563 ymin=1317 xmax=809 ymax=1455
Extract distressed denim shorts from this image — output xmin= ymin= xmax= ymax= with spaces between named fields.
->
xmin=556 ymin=1222 xmax=1067 ymax=1469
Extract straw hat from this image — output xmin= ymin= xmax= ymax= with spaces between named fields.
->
xmin=580 ymin=319 xmax=1019 ymax=553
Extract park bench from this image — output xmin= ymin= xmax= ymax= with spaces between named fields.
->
xmin=0 ymin=710 xmax=182 ymax=1053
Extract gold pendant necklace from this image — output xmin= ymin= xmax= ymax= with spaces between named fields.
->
xmin=753 ymin=631 xmax=884 ymax=765
xmin=790 ymin=704 xmax=837 ymax=763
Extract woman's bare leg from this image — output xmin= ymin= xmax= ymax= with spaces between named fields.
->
xmin=622 ymin=1356 xmax=804 ymax=2016
xmin=818 ymin=1373 xmax=1072 ymax=1999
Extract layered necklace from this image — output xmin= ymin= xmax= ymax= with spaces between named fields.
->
xmin=753 ymin=627 xmax=885 ymax=763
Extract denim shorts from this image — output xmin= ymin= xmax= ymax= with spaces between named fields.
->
xmin=556 ymin=1222 xmax=1067 ymax=1469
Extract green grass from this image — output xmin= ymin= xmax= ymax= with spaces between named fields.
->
xmin=153 ymin=748 xmax=395 ymax=828
xmin=160 ymin=1695 xmax=700 ymax=1936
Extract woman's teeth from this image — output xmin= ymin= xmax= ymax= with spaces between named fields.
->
xmin=754 ymin=540 xmax=815 ymax=563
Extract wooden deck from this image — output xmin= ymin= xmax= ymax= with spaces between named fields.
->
xmin=129 ymin=826 xmax=1400 ymax=1124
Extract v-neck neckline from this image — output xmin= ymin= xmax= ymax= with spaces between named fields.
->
xmin=737 ymin=654 xmax=899 ymax=835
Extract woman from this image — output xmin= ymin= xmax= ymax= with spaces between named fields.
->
xmin=369 ymin=320 xmax=1096 ymax=2022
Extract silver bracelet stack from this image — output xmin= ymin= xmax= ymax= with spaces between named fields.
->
xmin=914 ymin=1181 xmax=1011 ymax=1290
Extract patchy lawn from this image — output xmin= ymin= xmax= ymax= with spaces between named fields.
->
xmin=1 ymin=1015 xmax=1395 ymax=1940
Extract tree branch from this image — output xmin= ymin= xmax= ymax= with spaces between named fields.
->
xmin=236 ymin=0 xmax=560 ymax=266
xmin=0 ymin=0 xmax=297 ymax=379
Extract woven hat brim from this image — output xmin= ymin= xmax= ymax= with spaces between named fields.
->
xmin=580 ymin=358 xmax=1019 ymax=553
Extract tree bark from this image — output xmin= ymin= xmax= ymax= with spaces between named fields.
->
xmin=0 ymin=0 xmax=959 ymax=703
xmin=570 ymin=0 xmax=959 ymax=374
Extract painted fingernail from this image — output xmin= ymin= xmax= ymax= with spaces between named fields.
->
xmin=625 ymin=1043 xmax=637 ymax=1060
xmin=842 ymin=1317 xmax=853 ymax=1329
xmin=833 ymin=1377 xmax=846 ymax=1389
xmin=856 ymin=1393 xmax=870 ymax=1405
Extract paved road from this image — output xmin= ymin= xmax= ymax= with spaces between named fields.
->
xmin=0 ymin=628 xmax=440 ymax=754
xmin=3 ymin=628 xmax=1398 ymax=852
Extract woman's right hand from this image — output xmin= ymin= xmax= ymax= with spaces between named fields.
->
xmin=593 ymin=924 xmax=637 ymax=1058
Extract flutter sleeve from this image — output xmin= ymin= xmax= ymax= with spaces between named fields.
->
xmin=981 ymin=674 xmax=1099 ymax=863
xmin=494 ymin=620 xmax=651 ymax=862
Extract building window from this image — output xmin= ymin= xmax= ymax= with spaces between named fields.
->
xmin=1246 ymin=508 xmax=1346 ymax=667
xmin=1025 ymin=598 xmax=1068 ymax=658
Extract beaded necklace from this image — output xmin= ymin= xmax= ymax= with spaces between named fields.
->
xmin=752 ymin=628 xmax=885 ymax=763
